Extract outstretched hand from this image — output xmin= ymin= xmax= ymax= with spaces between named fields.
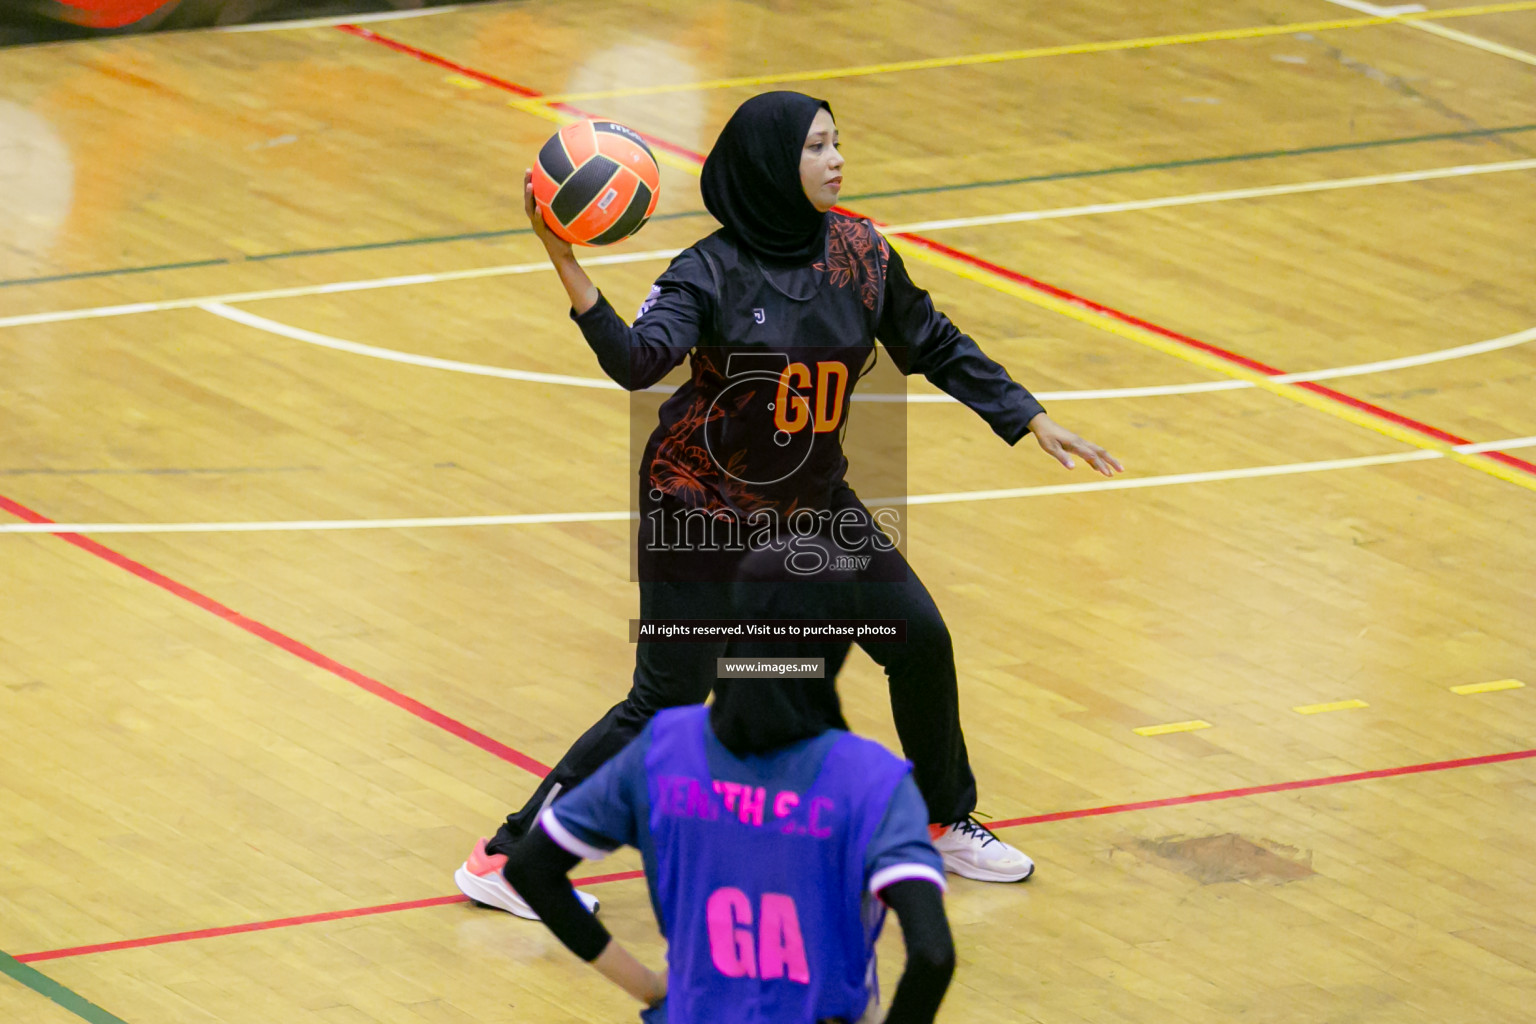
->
xmin=1027 ymin=413 xmax=1124 ymax=478
xmin=524 ymin=168 xmax=574 ymax=259
xmin=523 ymin=168 xmax=600 ymax=314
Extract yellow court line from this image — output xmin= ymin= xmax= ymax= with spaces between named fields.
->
xmin=1293 ymin=699 xmax=1369 ymax=714
xmin=1449 ymin=679 xmax=1525 ymax=694
xmin=505 ymin=97 xmax=705 ymax=175
xmin=1134 ymin=720 xmax=1213 ymax=736
xmin=529 ymin=1 xmax=1536 ymax=104
xmin=508 ymin=96 xmax=571 ymax=126
xmin=891 ymin=240 xmax=1536 ymax=496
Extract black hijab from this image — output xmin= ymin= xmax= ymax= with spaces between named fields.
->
xmin=710 ymin=678 xmax=848 ymax=756
xmin=700 ymin=91 xmax=832 ymax=266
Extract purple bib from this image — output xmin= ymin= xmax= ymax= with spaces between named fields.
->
xmin=644 ymin=705 xmax=909 ymax=1023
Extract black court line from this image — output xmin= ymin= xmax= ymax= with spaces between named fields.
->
xmin=3 ymin=122 xmax=1532 ymax=291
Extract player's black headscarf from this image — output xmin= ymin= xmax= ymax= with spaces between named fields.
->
xmin=710 ymin=677 xmax=848 ymax=755
xmin=701 ymin=91 xmax=832 ymax=266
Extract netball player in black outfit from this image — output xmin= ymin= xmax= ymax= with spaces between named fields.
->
xmin=456 ymin=92 xmax=1122 ymax=918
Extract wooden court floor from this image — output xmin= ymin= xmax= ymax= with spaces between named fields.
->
xmin=2 ymin=1 xmax=1534 ymax=1021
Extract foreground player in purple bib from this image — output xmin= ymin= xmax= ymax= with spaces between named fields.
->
xmin=503 ymin=676 xmax=955 ymax=1023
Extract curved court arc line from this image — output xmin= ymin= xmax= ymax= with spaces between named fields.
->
xmin=4 ymin=437 xmax=1534 ymax=536
xmin=201 ymin=303 xmax=1536 ymax=405
xmin=890 ymin=235 xmax=1536 ymax=488
xmin=203 ymin=302 xmax=629 ymax=390
xmin=339 ymin=26 xmax=1536 ymax=492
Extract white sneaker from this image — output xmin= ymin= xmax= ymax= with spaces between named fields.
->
xmin=931 ymin=818 xmax=1035 ymax=882
xmin=454 ymin=837 xmax=600 ymax=919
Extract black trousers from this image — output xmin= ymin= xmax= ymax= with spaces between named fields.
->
xmin=487 ymin=513 xmax=979 ymax=854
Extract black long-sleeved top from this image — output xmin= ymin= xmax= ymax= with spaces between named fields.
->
xmin=571 ymin=222 xmax=1044 ymax=522
xmin=576 ymin=233 xmax=1042 ymax=432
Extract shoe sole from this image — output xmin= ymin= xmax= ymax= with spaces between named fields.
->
xmin=453 ymin=865 xmax=602 ymax=918
xmin=941 ymin=859 xmax=1036 ymax=884
xmin=454 ymin=865 xmax=541 ymax=919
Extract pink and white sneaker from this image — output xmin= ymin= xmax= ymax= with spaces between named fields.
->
xmin=930 ymin=818 xmax=1035 ymax=882
xmin=454 ymin=837 xmax=600 ymax=920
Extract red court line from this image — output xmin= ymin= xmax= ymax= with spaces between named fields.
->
xmin=337 ymin=24 xmax=1536 ymax=480
xmin=984 ymin=746 xmax=1536 ymax=830
xmin=334 ymin=24 xmax=705 ymax=167
xmin=12 ymin=26 xmax=1532 ymax=968
xmin=15 ymin=747 xmax=1534 ymax=964
xmin=895 ymin=237 xmax=1536 ymax=476
xmin=14 ymin=872 xmax=645 ymax=964
xmin=13 ymin=895 xmax=469 ymax=964
xmin=15 ymin=870 xmax=645 ymax=964
xmin=0 ymin=492 xmax=552 ymax=779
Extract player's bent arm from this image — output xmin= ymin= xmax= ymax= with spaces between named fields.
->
xmin=502 ymin=829 xmax=665 ymax=1007
xmin=549 ymin=249 xmax=601 ymax=316
xmin=523 ymin=167 xmax=600 ymax=314
xmin=879 ymin=878 xmax=956 ymax=1024
xmin=592 ymin=940 xmax=668 ymax=1008
xmin=871 ymin=239 xmax=1124 ymax=476
xmin=502 ymin=829 xmax=610 ymax=958
xmin=526 ymin=166 xmax=703 ymax=389
xmin=874 ymin=242 xmax=1043 ymax=445
xmin=569 ymin=253 xmax=710 ymax=391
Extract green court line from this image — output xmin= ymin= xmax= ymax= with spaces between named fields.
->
xmin=1 ymin=257 xmax=230 ymax=286
xmin=0 ymin=211 xmax=697 ymax=290
xmin=845 ymin=121 xmax=1536 ymax=200
xmin=1 ymin=950 xmax=131 ymax=1024
xmin=5 ymin=122 xmax=1532 ymax=290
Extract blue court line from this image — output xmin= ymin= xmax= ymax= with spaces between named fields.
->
xmin=4 ymin=122 xmax=1531 ymax=290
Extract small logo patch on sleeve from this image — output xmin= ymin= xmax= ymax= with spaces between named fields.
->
xmin=637 ymin=284 xmax=662 ymax=320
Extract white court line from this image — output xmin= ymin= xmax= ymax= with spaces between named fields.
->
xmin=5 ymin=157 xmax=1534 ymax=331
xmin=881 ymin=159 xmax=1536 ymax=234
xmin=202 ymin=300 xmax=1236 ymax=401
xmin=1321 ymin=0 xmax=1536 ymax=66
xmin=1410 ymin=21 xmax=1536 ymax=65
xmin=203 ymin=303 xmax=627 ymax=390
xmin=1458 ymin=434 xmax=1536 ymax=454
xmin=0 ymin=510 xmax=638 ymax=534
xmin=4 ymin=437 xmax=1534 ymax=534
xmin=1318 ymin=0 xmax=1426 ymax=11
xmin=202 ymin=303 xmax=1536 ymax=403
xmin=864 ymin=381 xmax=1247 ymax=403
xmin=885 ymin=450 xmax=1435 ymax=506
xmin=1269 ymin=326 xmax=1536 ymax=382
xmin=219 ymin=5 xmax=472 ymax=32
xmin=0 ymin=249 xmax=683 ymax=331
